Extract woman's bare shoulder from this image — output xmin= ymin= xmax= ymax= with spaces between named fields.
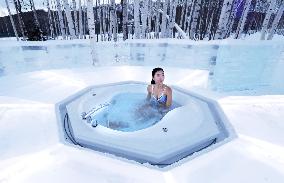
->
xmin=164 ymin=84 xmax=172 ymax=93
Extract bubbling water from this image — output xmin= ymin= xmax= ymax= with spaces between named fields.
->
xmin=89 ymin=92 xmax=180 ymax=132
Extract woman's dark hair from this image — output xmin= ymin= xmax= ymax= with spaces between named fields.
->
xmin=151 ymin=67 xmax=164 ymax=84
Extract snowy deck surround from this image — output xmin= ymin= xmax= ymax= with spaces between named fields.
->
xmin=58 ymin=81 xmax=229 ymax=166
xmin=0 ymin=66 xmax=284 ymax=182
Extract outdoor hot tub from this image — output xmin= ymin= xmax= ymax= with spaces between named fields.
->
xmin=57 ymin=81 xmax=229 ymax=166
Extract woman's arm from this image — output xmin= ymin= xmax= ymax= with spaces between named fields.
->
xmin=165 ymin=87 xmax=172 ymax=107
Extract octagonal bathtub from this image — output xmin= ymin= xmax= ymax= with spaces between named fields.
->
xmin=57 ymin=81 xmax=230 ymax=167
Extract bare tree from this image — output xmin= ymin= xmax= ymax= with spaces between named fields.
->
xmin=134 ymin=0 xmax=140 ymax=38
xmin=86 ymin=0 xmax=98 ymax=64
xmin=226 ymin=0 xmax=238 ymax=37
xmin=122 ymin=0 xmax=128 ymax=40
xmin=215 ymin=0 xmax=234 ymax=39
xmin=13 ymin=0 xmax=27 ymax=40
xmin=154 ymin=0 xmax=161 ymax=38
xmin=179 ymin=0 xmax=186 ymax=28
xmin=260 ymin=0 xmax=277 ymax=40
xmin=102 ymin=2 xmax=107 ymax=41
xmin=83 ymin=0 xmax=88 ymax=38
xmin=235 ymin=0 xmax=253 ymax=39
xmin=55 ymin=0 xmax=67 ymax=39
xmin=63 ymin=0 xmax=76 ymax=39
xmin=168 ymin=0 xmax=177 ymax=38
xmin=107 ymin=1 xmax=112 ymax=40
xmin=78 ymin=0 xmax=84 ymax=38
xmin=161 ymin=0 xmax=169 ymax=38
xmin=51 ymin=0 xmax=59 ymax=38
xmin=185 ymin=0 xmax=194 ymax=35
xmin=158 ymin=6 xmax=188 ymax=39
xmin=147 ymin=0 xmax=152 ymax=38
xmin=189 ymin=0 xmax=202 ymax=40
xmin=203 ymin=0 xmax=215 ymax=39
xmin=72 ymin=0 xmax=79 ymax=36
xmin=110 ymin=0 xmax=117 ymax=41
xmin=46 ymin=0 xmax=54 ymax=38
xmin=182 ymin=0 xmax=190 ymax=31
xmin=141 ymin=0 xmax=148 ymax=38
xmin=5 ymin=0 xmax=19 ymax=40
xmin=98 ymin=0 xmax=103 ymax=41
xmin=267 ymin=1 xmax=284 ymax=40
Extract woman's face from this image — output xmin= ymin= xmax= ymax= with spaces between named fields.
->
xmin=153 ymin=70 xmax=165 ymax=84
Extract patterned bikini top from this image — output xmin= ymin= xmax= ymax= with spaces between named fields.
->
xmin=151 ymin=84 xmax=167 ymax=104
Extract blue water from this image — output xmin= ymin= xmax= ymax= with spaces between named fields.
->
xmin=89 ymin=92 xmax=181 ymax=132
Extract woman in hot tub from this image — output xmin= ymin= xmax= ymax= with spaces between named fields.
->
xmin=135 ymin=67 xmax=172 ymax=119
xmin=147 ymin=67 xmax=172 ymax=108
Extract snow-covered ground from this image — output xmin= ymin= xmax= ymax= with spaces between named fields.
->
xmin=0 ymin=36 xmax=284 ymax=182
